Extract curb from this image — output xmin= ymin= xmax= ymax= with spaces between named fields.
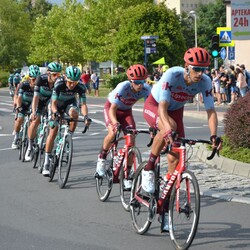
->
xmin=196 ymin=144 xmax=250 ymax=178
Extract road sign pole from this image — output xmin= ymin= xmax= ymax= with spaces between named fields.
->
xmin=143 ymin=40 xmax=147 ymax=68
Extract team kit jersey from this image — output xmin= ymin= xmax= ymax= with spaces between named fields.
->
xmin=151 ymin=66 xmax=215 ymax=110
xmin=34 ymin=74 xmax=54 ymax=105
xmin=108 ymin=81 xmax=151 ymax=110
xmin=18 ymin=81 xmax=34 ymax=110
xmin=52 ymin=78 xmax=87 ymax=111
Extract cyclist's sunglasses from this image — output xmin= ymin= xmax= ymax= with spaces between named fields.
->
xmin=132 ymin=80 xmax=145 ymax=85
xmin=190 ymin=65 xmax=207 ymax=73
xmin=67 ymin=79 xmax=78 ymax=84
xmin=29 ymin=77 xmax=36 ymax=81
xmin=50 ymin=72 xmax=60 ymax=77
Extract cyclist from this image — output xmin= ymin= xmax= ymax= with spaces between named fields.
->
xmin=25 ymin=62 xmax=62 ymax=161
xmin=142 ymin=47 xmax=222 ymax=231
xmin=11 ymin=69 xmax=36 ymax=149
xmin=42 ymin=66 xmax=91 ymax=177
xmin=95 ymin=64 xmax=151 ymax=189
xmin=12 ymin=73 xmax=22 ymax=108
xmin=142 ymin=47 xmax=223 ymax=192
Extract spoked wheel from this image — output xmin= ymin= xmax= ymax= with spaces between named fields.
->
xmin=130 ymin=161 xmax=154 ymax=235
xmin=120 ymin=146 xmax=142 ymax=212
xmin=58 ymin=135 xmax=73 ymax=189
xmin=21 ymin=138 xmax=28 ymax=162
xmin=95 ymin=149 xmax=114 ymax=202
xmin=48 ymin=154 xmax=58 ymax=182
xmin=169 ymin=170 xmax=200 ymax=250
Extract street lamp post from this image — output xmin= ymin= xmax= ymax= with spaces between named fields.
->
xmin=189 ymin=10 xmax=197 ymax=48
xmin=189 ymin=10 xmax=200 ymax=111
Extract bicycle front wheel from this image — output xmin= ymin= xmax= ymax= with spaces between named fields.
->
xmin=120 ymin=146 xmax=142 ymax=212
xmin=130 ymin=161 xmax=153 ymax=235
xmin=58 ymin=134 xmax=73 ymax=189
xmin=95 ymin=147 xmax=114 ymax=201
xmin=32 ymin=140 xmax=39 ymax=168
xmin=38 ymin=127 xmax=49 ymax=173
xmin=169 ymin=170 xmax=200 ymax=250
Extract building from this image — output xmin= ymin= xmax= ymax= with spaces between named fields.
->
xmin=155 ymin=0 xmax=216 ymax=14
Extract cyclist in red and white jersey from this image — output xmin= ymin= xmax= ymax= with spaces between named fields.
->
xmin=95 ymin=64 xmax=151 ymax=189
xmin=142 ymin=47 xmax=222 ymax=194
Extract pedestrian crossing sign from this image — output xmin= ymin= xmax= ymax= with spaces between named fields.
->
xmin=216 ymin=27 xmax=235 ymax=47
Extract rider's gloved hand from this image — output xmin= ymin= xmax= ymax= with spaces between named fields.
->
xmin=162 ymin=130 xmax=178 ymax=144
xmin=112 ymin=122 xmax=121 ymax=134
xmin=210 ymin=135 xmax=223 ymax=151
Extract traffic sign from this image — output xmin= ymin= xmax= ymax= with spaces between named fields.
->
xmin=228 ymin=46 xmax=235 ymax=60
xmin=220 ymin=47 xmax=227 ymax=60
xmin=216 ymin=27 xmax=235 ymax=47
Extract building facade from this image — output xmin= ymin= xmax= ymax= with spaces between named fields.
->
xmin=155 ymin=0 xmax=216 ymax=14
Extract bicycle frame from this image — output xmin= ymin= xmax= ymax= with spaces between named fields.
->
xmin=112 ymin=133 xmax=135 ymax=183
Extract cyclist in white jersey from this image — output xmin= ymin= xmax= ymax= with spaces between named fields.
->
xmin=95 ymin=64 xmax=151 ymax=189
xmin=142 ymin=47 xmax=222 ymax=194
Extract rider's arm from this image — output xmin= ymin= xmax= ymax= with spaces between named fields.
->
xmin=158 ymin=100 xmax=177 ymax=133
xmin=32 ymin=95 xmax=39 ymax=114
xmin=51 ymin=99 xmax=58 ymax=114
xmin=206 ymin=109 xmax=218 ymax=137
xmin=109 ymin=103 xmax=119 ymax=125
xmin=81 ymin=102 xmax=88 ymax=117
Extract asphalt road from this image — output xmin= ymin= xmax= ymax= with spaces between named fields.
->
xmin=0 ymin=88 xmax=250 ymax=250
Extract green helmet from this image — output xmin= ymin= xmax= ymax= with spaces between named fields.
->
xmin=66 ymin=66 xmax=81 ymax=81
xmin=29 ymin=65 xmax=41 ymax=78
xmin=48 ymin=62 xmax=62 ymax=72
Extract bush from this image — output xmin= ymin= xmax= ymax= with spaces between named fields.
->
xmin=223 ymin=92 xmax=250 ymax=148
xmin=105 ymin=72 xmax=127 ymax=89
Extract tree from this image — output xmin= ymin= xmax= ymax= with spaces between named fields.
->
xmin=0 ymin=0 xmax=31 ymax=70
xmin=112 ymin=3 xmax=186 ymax=69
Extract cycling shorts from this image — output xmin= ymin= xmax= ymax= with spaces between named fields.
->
xmin=103 ymin=100 xmax=135 ymax=130
xmin=143 ymin=94 xmax=185 ymax=137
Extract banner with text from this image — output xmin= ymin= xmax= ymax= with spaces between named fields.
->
xmin=231 ymin=0 xmax=250 ymax=40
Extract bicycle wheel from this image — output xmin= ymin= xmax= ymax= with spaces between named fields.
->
xmin=21 ymin=138 xmax=28 ymax=162
xmin=38 ymin=128 xmax=48 ymax=173
xmin=18 ymin=139 xmax=22 ymax=161
xmin=58 ymin=134 xmax=73 ymax=189
xmin=95 ymin=149 xmax=114 ymax=202
xmin=130 ymin=161 xmax=154 ymax=235
xmin=32 ymin=138 xmax=39 ymax=168
xmin=120 ymin=146 xmax=142 ymax=212
xmin=168 ymin=170 xmax=200 ymax=250
xmin=48 ymin=154 xmax=58 ymax=182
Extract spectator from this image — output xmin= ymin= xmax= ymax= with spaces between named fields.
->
xmin=236 ymin=66 xmax=248 ymax=97
xmin=211 ymin=69 xmax=221 ymax=105
xmin=92 ymin=72 xmax=100 ymax=97
xmin=219 ymin=70 xmax=228 ymax=104
xmin=227 ymin=65 xmax=237 ymax=104
xmin=80 ymin=70 xmax=91 ymax=94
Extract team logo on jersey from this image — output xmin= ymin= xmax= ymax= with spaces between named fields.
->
xmin=162 ymin=82 xmax=172 ymax=91
xmin=171 ymin=92 xmax=193 ymax=102
xmin=205 ymin=88 xmax=213 ymax=97
xmin=115 ymin=93 xmax=137 ymax=105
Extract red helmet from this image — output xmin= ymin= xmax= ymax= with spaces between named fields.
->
xmin=126 ymin=64 xmax=148 ymax=80
xmin=184 ymin=47 xmax=210 ymax=67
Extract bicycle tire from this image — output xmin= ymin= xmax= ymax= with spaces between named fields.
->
xmin=32 ymin=138 xmax=39 ymax=168
xmin=38 ymin=128 xmax=48 ymax=173
xmin=95 ymin=148 xmax=114 ymax=202
xmin=120 ymin=146 xmax=142 ymax=212
xmin=21 ymin=138 xmax=28 ymax=162
xmin=58 ymin=134 xmax=73 ymax=189
xmin=130 ymin=161 xmax=153 ymax=235
xmin=18 ymin=139 xmax=22 ymax=161
xmin=48 ymin=154 xmax=58 ymax=182
xmin=168 ymin=170 xmax=200 ymax=250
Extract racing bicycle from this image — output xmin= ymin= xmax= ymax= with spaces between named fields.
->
xmin=130 ymin=137 xmax=220 ymax=250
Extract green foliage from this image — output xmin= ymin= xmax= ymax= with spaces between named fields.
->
xmin=220 ymin=135 xmax=250 ymax=164
xmin=113 ymin=3 xmax=186 ymax=68
xmin=105 ymin=72 xmax=127 ymax=89
xmin=0 ymin=0 xmax=31 ymax=69
xmin=196 ymin=0 xmax=226 ymax=50
xmin=223 ymin=93 xmax=250 ymax=148
xmin=0 ymin=71 xmax=9 ymax=87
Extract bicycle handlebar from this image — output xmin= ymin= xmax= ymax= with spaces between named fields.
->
xmin=160 ymin=137 xmax=220 ymax=160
